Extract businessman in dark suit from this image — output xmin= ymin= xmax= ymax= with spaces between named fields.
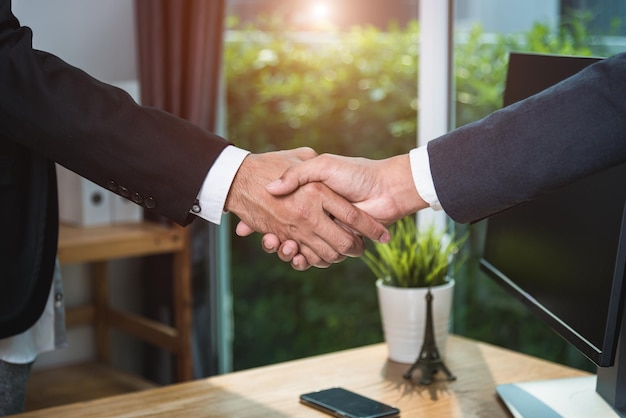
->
xmin=0 ymin=1 xmax=390 ymax=335
xmin=0 ymin=1 xmax=389 ymax=413
xmin=256 ymin=52 xmax=626 ymax=269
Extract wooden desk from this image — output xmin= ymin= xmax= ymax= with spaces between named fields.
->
xmin=17 ymin=335 xmax=590 ymax=417
xmin=57 ymin=221 xmax=192 ymax=382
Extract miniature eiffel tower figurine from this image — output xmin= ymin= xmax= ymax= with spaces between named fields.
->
xmin=403 ymin=289 xmax=456 ymax=384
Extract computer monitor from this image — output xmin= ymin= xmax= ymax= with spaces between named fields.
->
xmin=480 ymin=53 xmax=626 ymax=416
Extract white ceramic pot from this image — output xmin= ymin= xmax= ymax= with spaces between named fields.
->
xmin=376 ymin=278 xmax=455 ymax=364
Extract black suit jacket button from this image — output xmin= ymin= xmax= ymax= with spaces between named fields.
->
xmin=119 ymin=186 xmax=130 ymax=198
xmin=145 ymin=197 xmax=156 ymax=209
xmin=107 ymin=180 xmax=117 ymax=191
xmin=132 ymin=192 xmax=144 ymax=204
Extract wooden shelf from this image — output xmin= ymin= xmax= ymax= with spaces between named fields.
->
xmin=59 ymin=221 xmax=192 ymax=380
xmin=26 ymin=221 xmax=194 ymax=411
xmin=57 ymin=222 xmax=186 ymax=264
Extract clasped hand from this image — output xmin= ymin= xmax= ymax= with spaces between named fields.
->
xmin=225 ymin=148 xmax=391 ymax=269
xmin=230 ymin=149 xmax=427 ymax=270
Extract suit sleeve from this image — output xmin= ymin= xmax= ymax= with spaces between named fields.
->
xmin=0 ymin=2 xmax=231 ymax=226
xmin=428 ymin=52 xmax=626 ymax=224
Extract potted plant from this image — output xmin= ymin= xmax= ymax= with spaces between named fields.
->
xmin=362 ymin=216 xmax=466 ymax=364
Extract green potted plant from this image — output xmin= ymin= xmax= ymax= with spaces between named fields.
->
xmin=362 ymin=216 xmax=466 ymax=363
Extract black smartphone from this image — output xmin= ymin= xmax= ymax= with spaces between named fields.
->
xmin=299 ymin=387 xmax=400 ymax=418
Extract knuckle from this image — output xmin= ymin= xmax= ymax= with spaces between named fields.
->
xmin=300 ymin=147 xmax=318 ymax=158
xmin=301 ymin=249 xmax=329 ymax=269
xmin=336 ymin=235 xmax=356 ymax=254
xmin=317 ymin=245 xmax=340 ymax=264
xmin=318 ymin=153 xmax=333 ymax=166
xmin=352 ymin=237 xmax=366 ymax=256
xmin=341 ymin=205 xmax=361 ymax=226
xmin=303 ymin=182 xmax=325 ymax=194
xmin=295 ymin=205 xmax=313 ymax=221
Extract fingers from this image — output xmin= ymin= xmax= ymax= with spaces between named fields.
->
xmin=229 ymin=150 xmax=387 ymax=270
xmin=297 ymin=220 xmax=355 ymax=263
xmin=261 ymin=233 xmax=282 ymax=254
xmin=257 ymin=232 xmax=318 ymax=270
xmin=290 ymin=254 xmax=311 ymax=271
xmin=274 ymin=238 xmax=331 ymax=270
xmin=256 ymin=181 xmax=387 ymax=268
xmin=262 ymin=232 xmax=344 ymax=270
xmin=235 ymin=221 xmax=255 ymax=237
xmin=298 ymin=244 xmax=335 ymax=268
xmin=313 ymin=182 xmax=390 ymax=245
xmin=261 ymin=234 xmax=327 ymax=269
xmin=262 ymin=235 xmax=297 ymax=262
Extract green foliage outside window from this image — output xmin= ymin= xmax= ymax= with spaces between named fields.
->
xmin=224 ymin=17 xmax=419 ymax=159
xmin=225 ymin=14 xmax=604 ymax=371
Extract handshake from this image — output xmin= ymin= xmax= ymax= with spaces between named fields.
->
xmin=225 ymin=147 xmax=429 ymax=271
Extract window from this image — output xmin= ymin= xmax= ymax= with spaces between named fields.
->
xmin=451 ymin=0 xmax=621 ymax=371
xmin=224 ymin=0 xmax=420 ymax=370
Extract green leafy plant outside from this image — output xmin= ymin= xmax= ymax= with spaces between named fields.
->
xmin=363 ymin=217 xmax=467 ymax=288
xmin=224 ymin=17 xmax=419 ymax=158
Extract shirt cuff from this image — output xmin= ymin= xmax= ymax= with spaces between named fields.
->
xmin=194 ymin=145 xmax=250 ymax=224
xmin=409 ymin=146 xmax=442 ymax=211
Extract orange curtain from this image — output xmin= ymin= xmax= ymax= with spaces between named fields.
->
xmin=135 ymin=0 xmax=225 ymax=130
xmin=135 ymin=0 xmax=226 ymax=383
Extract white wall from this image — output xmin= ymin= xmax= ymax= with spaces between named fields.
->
xmin=12 ymin=0 xmax=143 ymax=373
xmin=12 ymin=0 xmax=138 ymax=83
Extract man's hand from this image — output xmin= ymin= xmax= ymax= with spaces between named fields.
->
xmin=237 ymin=153 xmax=428 ymax=269
xmin=226 ymin=148 xmax=390 ymax=269
xmin=266 ymin=153 xmax=425 ymax=225
xmin=240 ymin=153 xmax=429 ymax=270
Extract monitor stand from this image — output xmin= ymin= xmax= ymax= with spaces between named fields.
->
xmin=497 ymin=375 xmax=624 ymax=417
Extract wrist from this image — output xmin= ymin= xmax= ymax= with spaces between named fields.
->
xmin=383 ymin=154 xmax=429 ymax=219
xmin=224 ymin=154 xmax=253 ymax=214
xmin=409 ymin=146 xmax=441 ymax=211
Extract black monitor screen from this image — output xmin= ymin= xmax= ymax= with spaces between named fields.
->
xmin=503 ymin=53 xmax=601 ymax=105
xmin=480 ymin=162 xmax=626 ymax=366
xmin=480 ymin=53 xmax=626 ymax=367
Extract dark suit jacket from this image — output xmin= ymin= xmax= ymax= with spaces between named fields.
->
xmin=0 ymin=2 xmax=230 ymax=337
xmin=429 ymin=52 xmax=626 ymax=224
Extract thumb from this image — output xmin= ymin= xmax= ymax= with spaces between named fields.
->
xmin=265 ymin=178 xmax=295 ymax=196
xmin=266 ymin=165 xmax=314 ymax=196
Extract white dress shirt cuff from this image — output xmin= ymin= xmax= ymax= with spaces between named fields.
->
xmin=409 ymin=146 xmax=442 ymax=211
xmin=195 ymin=145 xmax=250 ymax=225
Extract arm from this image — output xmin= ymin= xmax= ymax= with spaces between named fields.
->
xmin=260 ymin=53 xmax=626 ymax=268
xmin=429 ymin=52 xmax=626 ymax=223
xmin=1 ymin=5 xmax=388 ymax=267
xmin=1 ymin=3 xmax=224 ymax=225
xmin=267 ymin=53 xmax=626 ymax=227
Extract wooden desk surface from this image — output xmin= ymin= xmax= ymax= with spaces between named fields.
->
xmin=17 ymin=335 xmax=590 ymax=417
